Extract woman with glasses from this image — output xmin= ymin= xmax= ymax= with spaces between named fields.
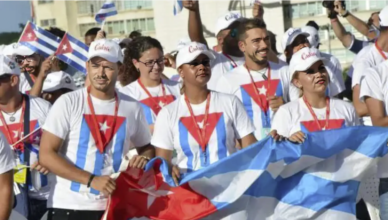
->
xmin=151 ymin=42 xmax=257 ymax=190
xmin=119 ymin=37 xmax=180 ymax=133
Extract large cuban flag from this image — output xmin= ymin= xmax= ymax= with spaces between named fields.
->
xmin=103 ymin=126 xmax=388 ymax=220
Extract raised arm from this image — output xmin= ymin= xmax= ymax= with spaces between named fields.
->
xmin=182 ymin=0 xmax=208 ymax=47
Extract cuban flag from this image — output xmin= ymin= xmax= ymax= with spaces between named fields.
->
xmin=55 ymin=33 xmax=89 ymax=74
xmin=95 ymin=1 xmax=118 ymax=24
xmin=103 ymin=126 xmax=388 ymax=220
xmin=173 ymin=0 xmax=183 ymax=16
xmin=18 ymin=21 xmax=61 ymax=58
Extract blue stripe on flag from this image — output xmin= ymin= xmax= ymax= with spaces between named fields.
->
xmin=67 ymin=33 xmax=89 ymax=52
xmin=113 ymin=120 xmax=126 ymax=172
xmin=90 ymin=149 xmax=104 ymax=195
xmin=30 ymin=22 xmax=60 ymax=43
xmin=173 ymin=0 xmax=183 ymax=16
xmin=102 ymin=2 xmax=115 ymax=9
xmin=179 ymin=121 xmax=193 ymax=172
xmin=240 ymin=88 xmax=253 ymax=120
xmin=71 ymin=118 xmax=90 ymax=192
xmin=276 ymin=81 xmax=283 ymax=97
xmin=216 ymin=114 xmax=227 ymax=161
xmin=56 ymin=54 xmax=87 ymax=74
xmin=140 ymin=103 xmax=153 ymax=125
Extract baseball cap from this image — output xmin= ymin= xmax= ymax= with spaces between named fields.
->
xmin=379 ymin=5 xmax=388 ymax=27
xmin=12 ymin=43 xmax=34 ymax=56
xmin=289 ymin=47 xmax=326 ymax=80
xmin=176 ymin=37 xmax=191 ymax=51
xmin=282 ymin=27 xmax=310 ymax=51
xmin=0 ymin=54 xmax=21 ymax=76
xmin=215 ymin=11 xmax=242 ymax=37
xmin=88 ymin=39 xmax=123 ymax=63
xmin=176 ymin=42 xmax=216 ymax=68
xmin=302 ymin=26 xmax=320 ymax=48
xmin=42 ymin=71 xmax=77 ymax=93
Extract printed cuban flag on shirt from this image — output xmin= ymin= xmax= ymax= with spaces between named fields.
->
xmin=95 ymin=1 xmax=118 ymax=24
xmin=70 ymin=113 xmax=127 ymax=195
xmin=173 ymin=0 xmax=183 ymax=15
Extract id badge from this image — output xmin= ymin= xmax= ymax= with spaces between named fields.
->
xmin=14 ymin=164 xmax=28 ymax=184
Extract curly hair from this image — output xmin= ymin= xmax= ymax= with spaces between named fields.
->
xmin=121 ymin=36 xmax=164 ymax=86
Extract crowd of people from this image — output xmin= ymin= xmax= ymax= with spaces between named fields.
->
xmin=0 ymin=0 xmax=387 ymax=219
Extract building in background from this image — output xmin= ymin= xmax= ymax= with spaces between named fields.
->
xmin=32 ymin=0 xmax=387 ymax=68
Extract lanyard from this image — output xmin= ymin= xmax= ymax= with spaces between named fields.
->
xmin=223 ymin=53 xmax=238 ymax=68
xmin=86 ymin=86 xmax=119 ymax=153
xmin=0 ymin=96 xmax=26 ymax=150
xmin=138 ymin=79 xmax=168 ymax=109
xmin=245 ymin=64 xmax=271 ymax=115
xmin=303 ymin=96 xmax=330 ymax=131
xmin=375 ymin=40 xmax=388 ymax=60
xmin=184 ymin=93 xmax=211 ymax=152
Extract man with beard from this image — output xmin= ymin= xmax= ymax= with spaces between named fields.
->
xmin=215 ymin=18 xmax=296 ymax=141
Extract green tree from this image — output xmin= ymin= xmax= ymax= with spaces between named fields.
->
xmin=0 ymin=23 xmax=25 ymax=45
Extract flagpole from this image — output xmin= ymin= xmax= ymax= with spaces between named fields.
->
xmin=11 ymin=127 xmax=41 ymax=148
xmin=101 ymin=20 xmax=106 ymax=31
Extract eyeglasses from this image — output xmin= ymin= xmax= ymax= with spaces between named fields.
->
xmin=15 ymin=55 xmax=35 ymax=65
xmin=138 ymin=58 xmax=164 ymax=67
xmin=187 ymin=60 xmax=210 ymax=67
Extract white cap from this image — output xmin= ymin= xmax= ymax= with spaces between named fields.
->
xmin=289 ymin=47 xmax=326 ymax=80
xmin=176 ymin=37 xmax=191 ymax=51
xmin=176 ymin=42 xmax=216 ymax=68
xmin=379 ymin=5 xmax=388 ymax=27
xmin=282 ymin=27 xmax=310 ymax=51
xmin=42 ymin=71 xmax=77 ymax=92
xmin=0 ymin=54 xmax=20 ymax=76
xmin=302 ymin=26 xmax=320 ymax=48
xmin=12 ymin=43 xmax=34 ymax=56
xmin=215 ymin=11 xmax=242 ymax=36
xmin=88 ymin=39 xmax=123 ymax=63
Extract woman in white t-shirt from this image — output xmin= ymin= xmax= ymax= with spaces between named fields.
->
xmin=271 ymin=47 xmax=359 ymax=142
xmin=119 ymin=37 xmax=181 ymax=133
xmin=151 ymin=42 xmax=257 ymax=184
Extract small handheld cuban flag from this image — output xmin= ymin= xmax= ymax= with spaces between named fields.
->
xmin=173 ymin=0 xmax=183 ymax=16
xmin=95 ymin=1 xmax=118 ymax=24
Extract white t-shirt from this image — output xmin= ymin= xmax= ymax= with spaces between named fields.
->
xmin=19 ymin=73 xmax=33 ymax=94
xmin=215 ymin=62 xmax=296 ymax=140
xmin=0 ymin=131 xmax=15 ymax=175
xmin=358 ymin=61 xmax=388 ymax=178
xmin=42 ymin=88 xmax=152 ymax=210
xmin=271 ymin=97 xmax=359 ymax=137
xmin=0 ymin=96 xmax=51 ymax=200
xmin=151 ymin=91 xmax=255 ymax=173
xmin=119 ymin=79 xmax=181 ymax=125
xmin=208 ymin=51 xmax=245 ymax=91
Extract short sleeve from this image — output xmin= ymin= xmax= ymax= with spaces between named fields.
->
xmin=0 ymin=132 xmax=15 ymax=174
xmin=352 ymin=61 xmax=370 ymax=88
xmin=271 ymin=106 xmax=292 ymax=137
xmin=326 ymin=57 xmax=345 ymax=96
xmin=42 ymin=95 xmax=71 ymax=140
xmin=359 ymin=67 xmax=383 ymax=102
xmin=289 ymin=84 xmax=300 ymax=101
xmin=215 ymin=76 xmax=233 ymax=94
xmin=131 ymin=104 xmax=152 ymax=147
xmin=151 ymin=107 xmax=174 ymax=150
xmin=231 ymin=96 xmax=255 ymax=139
xmin=348 ymin=36 xmax=369 ymax=54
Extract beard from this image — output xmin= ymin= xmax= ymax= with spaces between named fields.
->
xmin=248 ymin=52 xmax=267 ymax=65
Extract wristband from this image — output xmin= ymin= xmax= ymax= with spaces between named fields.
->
xmin=87 ymin=174 xmax=95 ymax=188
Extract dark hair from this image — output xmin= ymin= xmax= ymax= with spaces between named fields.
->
xmin=121 ymin=36 xmax=164 ymax=86
xmin=85 ymin=27 xmax=106 ymax=37
xmin=129 ymin=30 xmax=142 ymax=39
xmin=237 ymin=18 xmax=267 ymax=41
xmin=306 ymin=20 xmax=319 ymax=31
xmin=268 ymin=31 xmax=279 ymax=55
xmin=45 ymin=27 xmax=65 ymax=38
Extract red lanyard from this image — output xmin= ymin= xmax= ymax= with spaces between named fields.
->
xmin=375 ymin=40 xmax=388 ymax=60
xmin=303 ymin=96 xmax=330 ymax=131
xmin=86 ymin=86 xmax=119 ymax=153
xmin=184 ymin=93 xmax=211 ymax=152
xmin=223 ymin=53 xmax=238 ymax=68
xmin=245 ymin=64 xmax=271 ymax=115
xmin=138 ymin=79 xmax=168 ymax=109
xmin=0 ymin=97 xmax=25 ymax=149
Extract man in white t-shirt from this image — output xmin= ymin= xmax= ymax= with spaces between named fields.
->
xmin=216 ymin=18 xmax=295 ymax=140
xmin=182 ymin=1 xmax=245 ymax=90
xmin=39 ymin=39 xmax=154 ymax=220
xmin=41 ymin=71 xmax=77 ymax=104
xmin=0 ymin=55 xmax=51 ymax=220
xmin=351 ymin=5 xmax=388 ymax=126
xmin=0 ymin=129 xmax=14 ymax=220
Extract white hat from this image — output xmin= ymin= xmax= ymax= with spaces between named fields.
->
xmin=42 ymin=71 xmax=77 ymax=92
xmin=176 ymin=37 xmax=191 ymax=51
xmin=88 ymin=39 xmax=124 ymax=63
xmin=379 ymin=5 xmax=388 ymax=27
xmin=289 ymin=47 xmax=326 ymax=80
xmin=282 ymin=28 xmax=310 ymax=51
xmin=302 ymin=26 xmax=320 ymax=48
xmin=176 ymin=42 xmax=216 ymax=68
xmin=12 ymin=43 xmax=34 ymax=56
xmin=0 ymin=54 xmax=20 ymax=76
xmin=215 ymin=11 xmax=242 ymax=37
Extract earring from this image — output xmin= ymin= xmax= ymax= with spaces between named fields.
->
xmin=137 ymin=68 xmax=140 ymax=72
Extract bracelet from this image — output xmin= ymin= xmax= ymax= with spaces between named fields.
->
xmin=139 ymin=156 xmax=151 ymax=161
xmin=87 ymin=174 xmax=95 ymax=188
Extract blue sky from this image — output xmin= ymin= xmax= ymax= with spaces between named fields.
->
xmin=0 ymin=1 xmax=30 ymax=33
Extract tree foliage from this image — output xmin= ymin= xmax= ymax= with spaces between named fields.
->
xmin=0 ymin=23 xmax=25 ymax=45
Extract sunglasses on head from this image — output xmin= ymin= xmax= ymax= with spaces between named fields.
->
xmin=187 ymin=60 xmax=210 ymax=66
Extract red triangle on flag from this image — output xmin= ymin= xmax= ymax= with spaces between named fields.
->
xmin=19 ymin=23 xmax=38 ymax=43
xmin=180 ymin=112 xmax=223 ymax=151
xmin=55 ymin=33 xmax=74 ymax=55
xmin=0 ymin=119 xmax=40 ymax=151
xmin=301 ymin=119 xmax=345 ymax=132
xmin=139 ymin=95 xmax=175 ymax=115
xmin=240 ymin=79 xmax=280 ymax=112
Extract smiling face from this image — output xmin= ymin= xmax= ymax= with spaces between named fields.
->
xmin=133 ymin=47 xmax=164 ymax=82
xmin=86 ymin=57 xmax=119 ymax=92
xmin=239 ymin=27 xmax=270 ymax=65
xmin=15 ymin=54 xmax=41 ymax=75
xmin=178 ymin=54 xmax=211 ymax=88
xmin=292 ymin=61 xmax=329 ymax=95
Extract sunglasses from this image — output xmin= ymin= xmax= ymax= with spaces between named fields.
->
xmin=187 ymin=60 xmax=210 ymax=66
xmin=15 ymin=55 xmax=35 ymax=65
